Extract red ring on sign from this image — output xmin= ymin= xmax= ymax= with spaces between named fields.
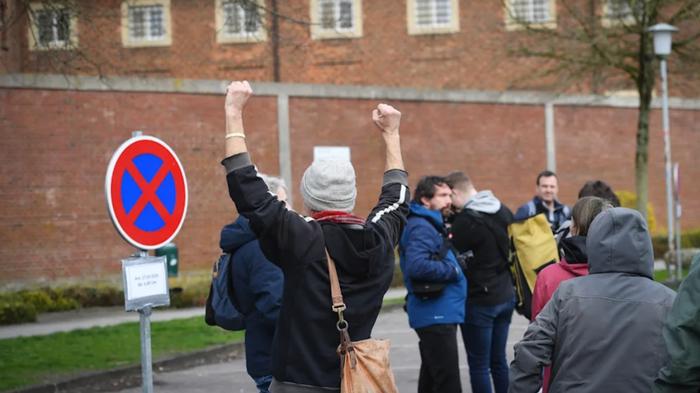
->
xmin=108 ymin=138 xmax=187 ymax=249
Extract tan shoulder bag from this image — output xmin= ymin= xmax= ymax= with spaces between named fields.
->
xmin=325 ymin=248 xmax=399 ymax=393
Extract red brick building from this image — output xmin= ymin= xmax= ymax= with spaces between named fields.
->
xmin=1 ymin=0 xmax=698 ymax=285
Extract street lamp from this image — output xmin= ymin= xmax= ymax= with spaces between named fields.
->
xmin=647 ymin=23 xmax=679 ymax=281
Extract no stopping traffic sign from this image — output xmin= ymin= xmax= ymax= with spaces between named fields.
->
xmin=106 ymin=136 xmax=188 ymax=250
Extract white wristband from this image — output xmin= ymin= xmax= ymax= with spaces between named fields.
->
xmin=225 ymin=133 xmax=246 ymax=140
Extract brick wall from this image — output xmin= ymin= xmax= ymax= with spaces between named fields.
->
xmin=1 ymin=86 xmax=699 ymax=284
xmin=9 ymin=0 xmax=699 ymax=97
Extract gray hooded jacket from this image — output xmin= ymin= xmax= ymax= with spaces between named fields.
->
xmin=509 ymin=208 xmax=676 ymax=393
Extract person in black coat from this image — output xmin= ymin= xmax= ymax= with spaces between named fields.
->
xmin=446 ymin=171 xmax=514 ymax=393
xmin=220 ymin=81 xmax=409 ymax=392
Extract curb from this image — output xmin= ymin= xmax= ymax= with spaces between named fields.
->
xmin=7 ymin=342 xmax=244 ymax=393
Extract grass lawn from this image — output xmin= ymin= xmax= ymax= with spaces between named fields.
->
xmin=0 ymin=317 xmax=242 ymax=392
xmin=0 ymin=296 xmax=405 ymax=391
xmin=382 ymin=296 xmax=405 ymax=308
xmin=654 ymin=267 xmax=690 ymax=283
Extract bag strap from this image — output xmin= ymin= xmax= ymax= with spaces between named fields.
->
xmin=326 ymin=247 xmax=346 ymax=313
xmin=325 ymin=247 xmax=357 ymax=368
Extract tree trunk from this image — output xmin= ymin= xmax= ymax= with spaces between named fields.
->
xmin=270 ymin=0 xmax=281 ymax=82
xmin=635 ymin=29 xmax=655 ymax=222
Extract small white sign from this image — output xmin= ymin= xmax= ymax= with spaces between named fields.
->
xmin=125 ymin=262 xmax=167 ymax=300
xmin=313 ymin=146 xmax=351 ymax=162
xmin=122 ymin=256 xmax=170 ymax=311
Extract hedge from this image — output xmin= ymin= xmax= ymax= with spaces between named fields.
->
xmin=0 ymin=273 xmax=212 ymax=325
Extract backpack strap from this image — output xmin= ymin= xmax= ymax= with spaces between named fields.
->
xmin=527 ymin=200 xmax=537 ymax=217
xmin=221 ymin=253 xmax=245 ymax=315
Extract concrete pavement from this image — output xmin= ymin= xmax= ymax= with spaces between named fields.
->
xmin=0 ymin=306 xmax=204 ymax=339
xmin=115 ymin=306 xmax=529 ymax=393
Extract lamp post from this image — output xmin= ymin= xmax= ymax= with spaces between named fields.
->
xmin=647 ymin=23 xmax=679 ymax=282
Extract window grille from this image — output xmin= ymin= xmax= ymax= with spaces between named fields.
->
xmin=510 ymin=0 xmax=551 ymax=24
xmin=222 ymin=1 xmax=261 ymax=35
xmin=605 ymin=0 xmax=635 ymax=20
xmin=415 ymin=0 xmax=452 ymax=27
xmin=128 ymin=5 xmax=165 ymax=41
xmin=318 ymin=0 xmax=354 ymax=31
xmin=35 ymin=8 xmax=70 ymax=46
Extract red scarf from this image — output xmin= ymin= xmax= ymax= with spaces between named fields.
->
xmin=311 ymin=211 xmax=365 ymax=226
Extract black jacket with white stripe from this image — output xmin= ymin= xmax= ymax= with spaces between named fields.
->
xmin=223 ymin=153 xmax=409 ymax=389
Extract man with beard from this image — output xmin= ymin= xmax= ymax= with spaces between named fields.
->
xmin=400 ymin=175 xmax=467 ymax=393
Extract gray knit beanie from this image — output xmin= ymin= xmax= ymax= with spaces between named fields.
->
xmin=300 ymin=160 xmax=357 ymax=213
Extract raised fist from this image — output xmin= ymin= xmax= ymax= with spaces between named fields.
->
xmin=372 ymin=103 xmax=401 ymax=135
xmin=225 ymin=80 xmax=253 ymax=115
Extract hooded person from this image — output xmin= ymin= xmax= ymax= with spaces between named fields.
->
xmin=219 ymin=175 xmax=287 ymax=393
xmin=446 ymin=171 xmax=514 ymax=393
xmin=509 ymin=207 xmax=677 ymax=393
xmin=529 ymin=196 xmax=612 ymax=393
xmin=221 ymin=81 xmax=409 ymax=392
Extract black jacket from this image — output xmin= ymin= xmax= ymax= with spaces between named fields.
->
xmin=449 ymin=204 xmax=514 ymax=306
xmin=223 ymin=153 xmax=409 ymax=389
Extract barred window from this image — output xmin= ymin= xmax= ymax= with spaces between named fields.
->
xmin=603 ymin=0 xmax=639 ymax=26
xmin=318 ymin=0 xmax=354 ymax=31
xmin=415 ymin=0 xmax=452 ymax=27
xmin=222 ymin=1 xmax=261 ymax=35
xmin=34 ymin=7 xmax=71 ymax=47
xmin=128 ymin=5 xmax=165 ymax=41
xmin=605 ymin=0 xmax=633 ymax=19
xmin=510 ymin=0 xmax=552 ymax=24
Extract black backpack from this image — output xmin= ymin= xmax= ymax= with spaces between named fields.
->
xmin=204 ymin=253 xmax=246 ymax=331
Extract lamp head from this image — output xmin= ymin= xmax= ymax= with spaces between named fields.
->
xmin=647 ymin=23 xmax=678 ymax=57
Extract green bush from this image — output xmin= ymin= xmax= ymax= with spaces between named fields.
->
xmin=617 ymin=190 xmax=657 ymax=233
xmin=0 ymin=301 xmax=37 ymax=325
xmin=59 ymin=285 xmax=124 ymax=307
xmin=168 ymin=271 xmax=212 ymax=308
xmin=0 ymin=270 xmax=215 ymax=324
xmin=652 ymin=228 xmax=700 ymax=259
xmin=169 ymin=287 xmax=208 ymax=308
xmin=17 ymin=290 xmax=54 ymax=313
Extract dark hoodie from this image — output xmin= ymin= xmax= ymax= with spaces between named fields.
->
xmin=510 ymin=208 xmax=677 ymax=393
xmin=220 ymin=216 xmax=283 ymax=379
xmin=222 ymin=153 xmax=409 ymax=390
xmin=449 ymin=191 xmax=514 ymax=306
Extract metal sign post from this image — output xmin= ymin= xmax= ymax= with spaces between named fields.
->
xmin=106 ymin=131 xmax=188 ymax=392
xmin=139 ymin=304 xmax=153 ymax=393
xmin=673 ymin=163 xmax=682 ymax=282
xmin=123 ymin=253 xmax=169 ymax=393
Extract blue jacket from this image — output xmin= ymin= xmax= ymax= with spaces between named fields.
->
xmin=399 ymin=202 xmax=467 ymax=329
xmin=220 ymin=216 xmax=284 ymax=379
xmin=514 ymin=196 xmax=571 ymax=232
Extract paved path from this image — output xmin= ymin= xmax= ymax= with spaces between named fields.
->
xmin=0 ymin=288 xmax=408 ymax=340
xmin=115 ymin=307 xmax=529 ymax=393
xmin=0 ymin=306 xmax=204 ymax=339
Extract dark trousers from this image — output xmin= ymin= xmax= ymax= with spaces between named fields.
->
xmin=460 ymin=299 xmax=515 ymax=393
xmin=416 ymin=324 xmax=462 ymax=393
